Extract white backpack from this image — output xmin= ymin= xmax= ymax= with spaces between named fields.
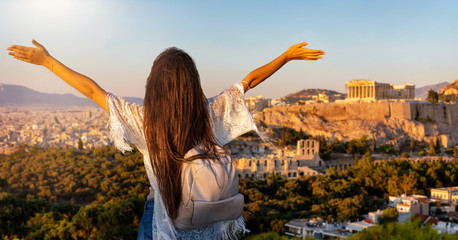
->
xmin=173 ymin=146 xmax=244 ymax=229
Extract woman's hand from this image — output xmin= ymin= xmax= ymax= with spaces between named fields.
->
xmin=7 ymin=39 xmax=51 ymax=67
xmin=241 ymin=41 xmax=325 ymax=92
xmin=7 ymin=39 xmax=108 ymax=111
xmin=284 ymin=42 xmax=325 ymax=61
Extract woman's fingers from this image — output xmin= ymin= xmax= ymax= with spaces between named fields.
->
xmin=7 ymin=45 xmax=41 ymax=64
xmin=32 ymin=39 xmax=44 ymax=49
xmin=304 ymin=51 xmax=325 ymax=55
xmin=7 ymin=45 xmax=30 ymax=51
xmin=7 ymin=45 xmax=32 ymax=55
xmin=303 ymin=48 xmax=325 ymax=53
xmin=297 ymin=42 xmax=308 ymax=48
xmin=286 ymin=42 xmax=325 ymax=61
xmin=296 ymin=50 xmax=325 ymax=57
xmin=9 ymin=51 xmax=28 ymax=60
xmin=8 ymin=50 xmax=30 ymax=59
xmin=293 ymin=50 xmax=325 ymax=60
xmin=12 ymin=54 xmax=32 ymax=63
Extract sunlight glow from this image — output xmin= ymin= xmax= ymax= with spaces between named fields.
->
xmin=15 ymin=0 xmax=81 ymax=16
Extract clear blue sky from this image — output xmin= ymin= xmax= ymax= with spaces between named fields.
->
xmin=0 ymin=0 xmax=457 ymax=99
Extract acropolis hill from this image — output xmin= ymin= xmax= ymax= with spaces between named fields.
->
xmin=254 ymin=80 xmax=458 ymax=148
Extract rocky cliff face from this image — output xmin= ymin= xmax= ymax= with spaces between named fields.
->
xmin=254 ymin=102 xmax=458 ymax=148
xmin=439 ymin=79 xmax=458 ymax=95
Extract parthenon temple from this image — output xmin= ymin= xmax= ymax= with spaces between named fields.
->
xmin=346 ymin=80 xmax=415 ymax=100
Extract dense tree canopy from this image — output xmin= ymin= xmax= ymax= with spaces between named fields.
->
xmin=1 ymin=146 xmax=458 ymax=239
xmin=0 ymin=145 xmax=148 ymax=239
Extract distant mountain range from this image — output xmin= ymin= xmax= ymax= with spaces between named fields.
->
xmin=415 ymin=82 xmax=449 ymax=99
xmin=0 ymin=83 xmax=143 ymax=106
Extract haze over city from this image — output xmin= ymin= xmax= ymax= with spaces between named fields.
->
xmin=0 ymin=0 xmax=457 ymax=99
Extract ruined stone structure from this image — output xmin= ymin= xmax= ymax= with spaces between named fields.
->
xmin=312 ymin=93 xmax=330 ymax=103
xmin=297 ymin=139 xmax=319 ymax=156
xmin=346 ymin=79 xmax=415 ymax=100
xmin=237 ymin=139 xmax=326 ymax=179
xmin=226 ymin=138 xmax=271 ymax=157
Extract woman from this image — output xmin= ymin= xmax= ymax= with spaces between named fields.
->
xmin=7 ymin=40 xmax=325 ymax=239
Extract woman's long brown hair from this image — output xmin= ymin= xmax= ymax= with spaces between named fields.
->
xmin=143 ymin=47 xmax=223 ymax=219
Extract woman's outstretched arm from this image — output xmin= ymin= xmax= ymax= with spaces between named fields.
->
xmin=7 ymin=40 xmax=108 ymax=112
xmin=241 ymin=42 xmax=325 ymax=92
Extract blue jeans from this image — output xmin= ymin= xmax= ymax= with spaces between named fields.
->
xmin=137 ymin=199 xmax=154 ymax=240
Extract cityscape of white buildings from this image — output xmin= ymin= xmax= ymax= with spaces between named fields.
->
xmin=0 ymin=106 xmax=109 ymax=154
xmin=285 ymin=188 xmax=458 ymax=239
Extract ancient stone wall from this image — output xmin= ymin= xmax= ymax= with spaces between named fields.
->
xmin=262 ymin=101 xmax=458 ymax=126
xmin=411 ymin=102 xmax=458 ymax=126
xmin=390 ymin=102 xmax=412 ymax=119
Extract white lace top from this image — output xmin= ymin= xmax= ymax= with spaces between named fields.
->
xmin=107 ymin=82 xmax=260 ymax=239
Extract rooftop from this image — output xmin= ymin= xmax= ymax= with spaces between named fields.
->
xmin=346 ymin=221 xmax=375 ymax=232
xmin=431 ymin=187 xmax=458 ymax=192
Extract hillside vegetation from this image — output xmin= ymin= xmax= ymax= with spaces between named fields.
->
xmin=1 ymin=146 xmax=458 ymax=239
